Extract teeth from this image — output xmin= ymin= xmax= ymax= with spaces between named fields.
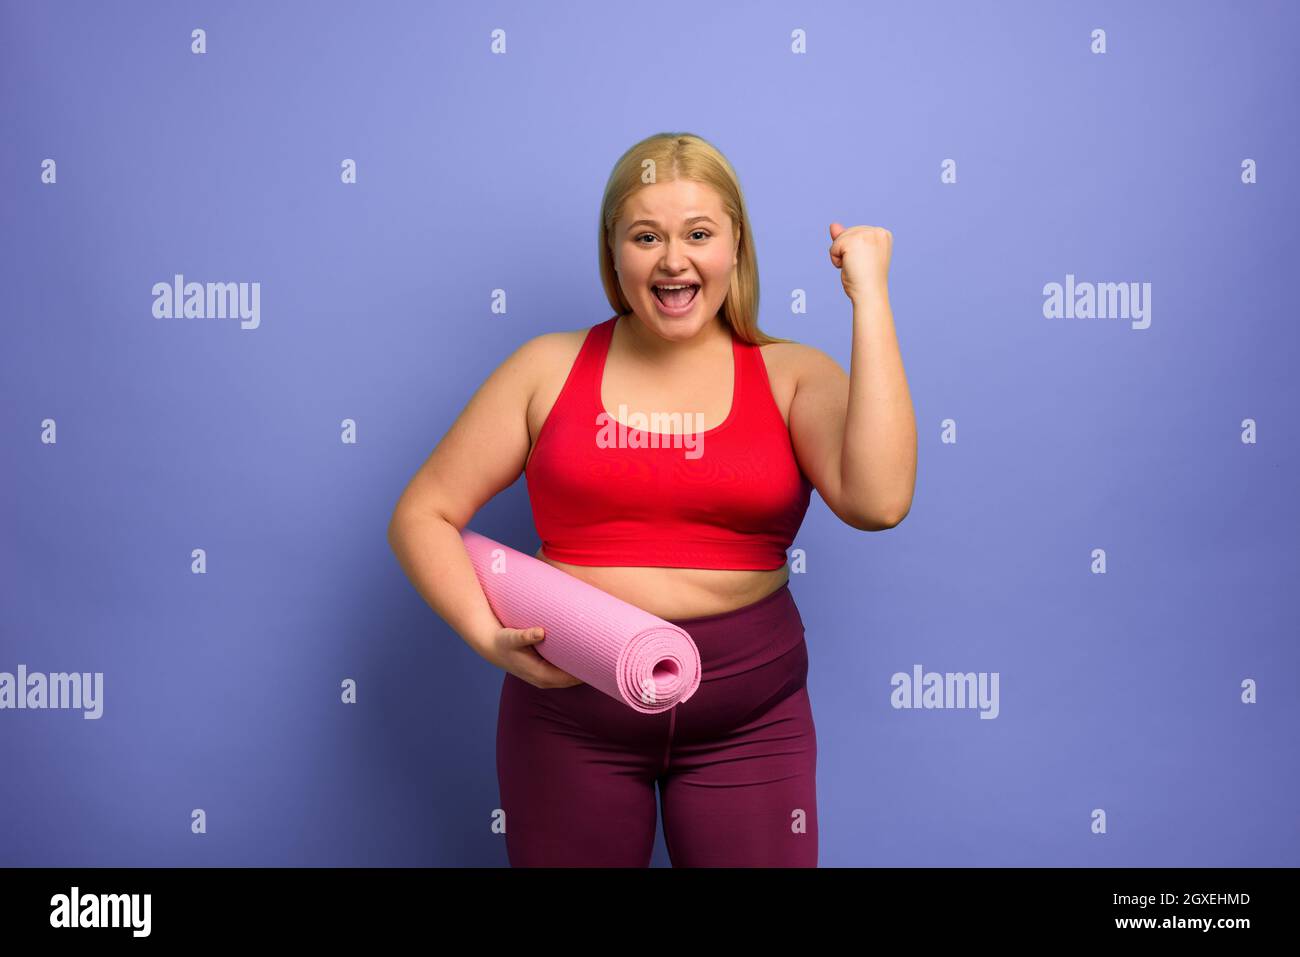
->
xmin=655 ymin=283 xmax=697 ymax=290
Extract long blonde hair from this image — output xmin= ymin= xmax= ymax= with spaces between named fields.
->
xmin=597 ymin=132 xmax=794 ymax=347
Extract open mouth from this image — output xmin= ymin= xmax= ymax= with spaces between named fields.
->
xmin=652 ymin=282 xmax=700 ymax=309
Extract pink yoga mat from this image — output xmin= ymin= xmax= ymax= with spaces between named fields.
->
xmin=461 ymin=529 xmax=702 ymax=714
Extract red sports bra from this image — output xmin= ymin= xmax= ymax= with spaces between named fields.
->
xmin=524 ymin=315 xmax=814 ymax=570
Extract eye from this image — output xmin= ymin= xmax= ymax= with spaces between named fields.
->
xmin=633 ymin=229 xmax=711 ymax=245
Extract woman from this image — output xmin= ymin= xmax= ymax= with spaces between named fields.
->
xmin=388 ymin=132 xmax=916 ymax=867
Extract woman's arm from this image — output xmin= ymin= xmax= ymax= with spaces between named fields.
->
xmin=788 ymin=224 xmax=917 ymax=530
xmin=386 ymin=334 xmax=547 ymax=656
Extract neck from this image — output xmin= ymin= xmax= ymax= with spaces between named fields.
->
xmin=617 ymin=313 xmax=731 ymax=366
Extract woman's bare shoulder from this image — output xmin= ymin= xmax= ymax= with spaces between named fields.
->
xmin=759 ymin=338 xmax=844 ymax=388
xmin=520 ymin=326 xmax=589 ymax=382
xmin=757 ymin=338 xmax=846 ymax=425
xmin=519 ymin=325 xmax=596 ymax=437
xmin=530 ymin=325 xmax=590 ymax=353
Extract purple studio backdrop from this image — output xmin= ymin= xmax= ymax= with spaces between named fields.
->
xmin=2 ymin=0 xmax=1297 ymax=867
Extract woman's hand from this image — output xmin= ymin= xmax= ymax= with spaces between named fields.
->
xmin=482 ymin=625 xmax=585 ymax=689
xmin=828 ymin=222 xmax=892 ymax=305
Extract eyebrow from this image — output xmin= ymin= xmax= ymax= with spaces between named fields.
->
xmin=625 ymin=216 xmax=719 ymax=232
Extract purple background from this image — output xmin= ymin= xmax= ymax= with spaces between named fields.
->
xmin=2 ymin=0 xmax=1297 ymax=866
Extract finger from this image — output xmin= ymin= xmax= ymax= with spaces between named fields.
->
xmin=829 ymin=229 xmax=849 ymax=261
xmin=529 ymin=658 xmax=582 ymax=687
xmin=519 ymin=641 xmax=578 ymax=682
xmin=514 ymin=626 xmax=545 ymax=646
xmin=829 ymin=222 xmax=845 ymax=240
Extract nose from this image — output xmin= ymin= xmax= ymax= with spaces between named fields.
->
xmin=659 ymin=236 xmax=690 ymax=273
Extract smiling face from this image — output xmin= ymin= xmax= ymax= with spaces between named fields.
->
xmin=610 ymin=179 xmax=739 ymax=341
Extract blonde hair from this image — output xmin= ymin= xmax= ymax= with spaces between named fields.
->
xmin=597 ymin=132 xmax=794 ymax=347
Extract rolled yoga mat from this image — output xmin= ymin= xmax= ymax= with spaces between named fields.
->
xmin=460 ymin=529 xmax=702 ymax=714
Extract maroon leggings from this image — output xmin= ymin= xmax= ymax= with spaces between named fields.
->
xmin=495 ymin=580 xmax=817 ymax=867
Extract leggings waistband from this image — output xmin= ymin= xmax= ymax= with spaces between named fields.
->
xmin=665 ymin=581 xmax=805 ymax=679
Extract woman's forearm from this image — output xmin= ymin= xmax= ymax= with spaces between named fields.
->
xmin=387 ymin=510 xmax=502 ymax=655
xmin=840 ymin=293 xmax=916 ymax=524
